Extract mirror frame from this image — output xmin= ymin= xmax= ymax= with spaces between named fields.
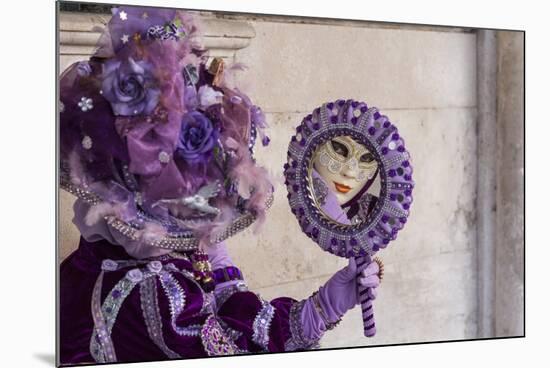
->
xmin=284 ymin=99 xmax=414 ymax=258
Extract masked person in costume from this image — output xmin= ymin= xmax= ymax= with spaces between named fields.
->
xmin=311 ymin=136 xmax=380 ymax=225
xmin=59 ymin=6 xmax=381 ymax=364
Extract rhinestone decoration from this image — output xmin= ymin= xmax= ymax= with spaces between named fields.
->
xmin=119 ymin=10 xmax=128 ymax=20
xmin=134 ymin=192 xmax=143 ymax=206
xmin=78 ymin=97 xmax=94 ymax=112
xmin=59 ymin=100 xmax=65 ymax=113
xmin=60 ymin=173 xmax=274 ymax=252
xmin=82 ymin=135 xmax=93 ymax=150
xmin=158 ymin=151 xmax=170 ymax=163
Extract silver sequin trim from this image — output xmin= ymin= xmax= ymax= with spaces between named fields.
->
xmin=252 ymin=299 xmax=276 ymax=350
xmin=157 ymin=268 xmax=207 ymax=336
xmin=60 ymin=176 xmax=274 ymax=252
xmin=284 ymin=300 xmax=321 ymax=351
xmin=159 ymin=271 xmax=188 ymax=335
xmin=139 ymin=277 xmax=181 ymax=359
xmin=218 ymin=319 xmax=243 ymax=341
xmin=90 ymin=270 xmax=155 ymax=362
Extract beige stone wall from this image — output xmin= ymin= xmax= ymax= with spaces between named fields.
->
xmin=59 ymin=12 xmax=481 ymax=348
xmin=229 ymin=19 xmax=478 ymax=347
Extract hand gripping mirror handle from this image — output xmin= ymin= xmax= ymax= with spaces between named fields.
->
xmin=356 ymin=254 xmax=376 ymax=337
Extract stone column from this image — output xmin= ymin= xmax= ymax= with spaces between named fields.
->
xmin=476 ymin=30 xmax=497 ymax=338
xmin=495 ymin=31 xmax=524 ymax=337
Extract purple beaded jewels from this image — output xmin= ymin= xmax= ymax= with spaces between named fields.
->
xmin=283 ymin=100 xmax=414 ymax=257
xmin=283 ymin=99 xmax=414 ymax=337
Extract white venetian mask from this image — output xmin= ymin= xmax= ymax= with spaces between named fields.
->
xmin=313 ymin=136 xmax=378 ymax=205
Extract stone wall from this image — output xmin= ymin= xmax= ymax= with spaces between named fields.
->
xmin=58 ymin=9 xmax=522 ymax=349
xmin=228 ymin=17 xmax=478 ymax=347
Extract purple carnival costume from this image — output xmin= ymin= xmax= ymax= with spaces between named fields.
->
xmin=59 ymin=6 xmax=380 ymax=365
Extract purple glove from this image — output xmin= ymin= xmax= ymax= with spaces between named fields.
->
xmin=204 ymin=242 xmax=248 ymax=302
xmin=204 ymin=241 xmax=235 ymax=271
xmin=301 ymin=257 xmax=380 ymax=340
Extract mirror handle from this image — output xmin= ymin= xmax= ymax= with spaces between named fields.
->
xmin=356 ymin=255 xmax=376 ymax=337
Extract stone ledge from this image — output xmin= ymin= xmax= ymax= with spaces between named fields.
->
xmin=58 ymin=11 xmax=256 ymax=66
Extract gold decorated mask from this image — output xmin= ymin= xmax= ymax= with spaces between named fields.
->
xmin=313 ymin=136 xmax=378 ymax=204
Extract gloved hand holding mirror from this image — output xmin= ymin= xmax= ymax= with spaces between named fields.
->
xmin=284 ymin=99 xmax=414 ymax=337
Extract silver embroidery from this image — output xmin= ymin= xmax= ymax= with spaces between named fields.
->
xmin=284 ymin=300 xmax=321 ymax=351
xmin=200 ymin=315 xmax=242 ymax=356
xmin=159 ymin=271 xmax=188 ymax=334
xmin=200 ymin=291 xmax=216 ymax=315
xmin=139 ymin=277 xmax=181 ymax=359
xmin=90 ymin=270 xmax=155 ymax=362
xmin=218 ymin=319 xmax=243 ymax=341
xmin=157 ymin=269 xmax=208 ymax=336
xmin=89 ymin=271 xmax=114 ymax=363
xmin=252 ymin=299 xmax=276 ymax=350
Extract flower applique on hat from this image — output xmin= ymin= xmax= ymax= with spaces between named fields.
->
xmin=60 ymin=6 xmax=273 ymax=257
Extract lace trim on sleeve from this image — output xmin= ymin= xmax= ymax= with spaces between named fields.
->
xmin=284 ymin=300 xmax=321 ymax=351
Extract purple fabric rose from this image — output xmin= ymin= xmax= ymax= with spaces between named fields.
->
xmin=176 ymin=111 xmax=219 ymax=164
xmin=101 ymin=57 xmax=160 ymax=116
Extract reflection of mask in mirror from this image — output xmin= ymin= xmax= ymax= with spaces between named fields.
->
xmin=313 ymin=136 xmax=378 ymax=205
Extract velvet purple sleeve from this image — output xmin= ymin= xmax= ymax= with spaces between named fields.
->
xmin=217 ymin=294 xmax=322 ymax=353
xmin=263 ymin=296 xmax=323 ymax=352
xmin=59 ymin=238 xmax=325 ymax=366
xmin=266 ymin=297 xmax=295 ymax=351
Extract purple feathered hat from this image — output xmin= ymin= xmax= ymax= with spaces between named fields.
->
xmin=60 ymin=6 xmax=273 ymax=258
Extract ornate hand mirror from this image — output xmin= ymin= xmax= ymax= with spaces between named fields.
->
xmin=284 ymin=99 xmax=414 ymax=336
